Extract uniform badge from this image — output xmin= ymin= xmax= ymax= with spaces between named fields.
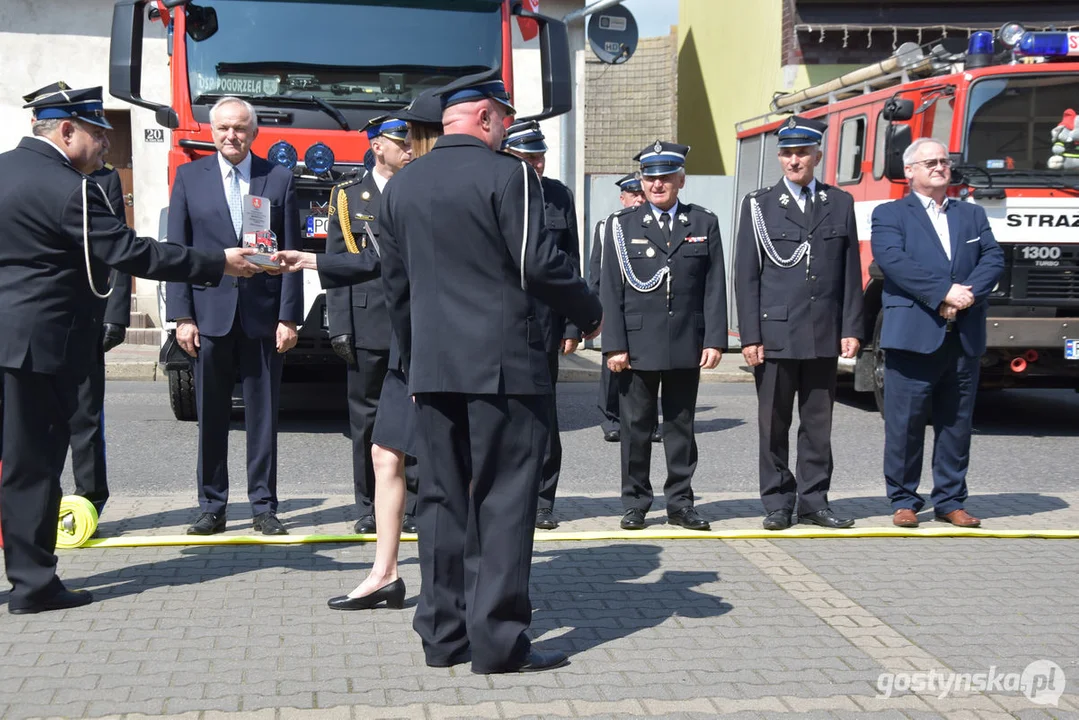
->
xmin=654 ymin=140 xmax=663 ymax=153
xmin=361 ymin=190 xmax=371 ymax=201
xmin=646 ymin=247 xmax=656 ymax=258
xmin=787 ymin=117 xmax=797 ymax=129
xmin=686 ymin=236 xmax=706 ymax=243
xmin=643 ymin=214 xmax=653 ymax=225
xmin=677 ymin=212 xmax=689 ymax=225
xmin=779 ymin=193 xmax=791 ymax=207
xmin=818 ymin=189 xmax=828 ymax=202
xmin=328 ymin=204 xmax=336 ymax=216
xmin=630 ymin=238 xmax=648 ymax=244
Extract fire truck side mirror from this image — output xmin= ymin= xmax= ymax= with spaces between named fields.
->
xmin=881 ymin=98 xmax=915 ymax=121
xmin=883 ymin=124 xmax=912 ymax=181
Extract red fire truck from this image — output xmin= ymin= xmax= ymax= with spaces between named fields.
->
xmin=733 ymin=26 xmax=1079 ymax=412
xmin=109 ymin=0 xmax=569 ymax=419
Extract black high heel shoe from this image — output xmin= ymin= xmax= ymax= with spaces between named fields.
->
xmin=327 ymin=578 xmax=406 ymax=610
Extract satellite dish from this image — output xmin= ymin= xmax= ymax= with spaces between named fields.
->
xmin=587 ymin=4 xmax=639 ymax=64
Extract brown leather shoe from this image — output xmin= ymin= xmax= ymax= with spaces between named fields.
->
xmin=935 ymin=509 xmax=981 ymax=527
xmin=892 ymin=509 xmax=919 ymax=527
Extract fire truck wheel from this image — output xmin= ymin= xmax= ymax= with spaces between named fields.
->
xmin=167 ymin=367 xmax=198 ymax=422
xmin=871 ymin=312 xmax=886 ymax=417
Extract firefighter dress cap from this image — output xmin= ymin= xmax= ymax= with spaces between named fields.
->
xmin=634 ymin=140 xmax=690 ymax=177
xmin=437 ymin=67 xmax=516 ymax=114
xmin=361 ymin=115 xmax=409 ymax=141
xmin=615 ymin=172 xmax=642 ymax=193
xmin=776 ymin=115 xmax=826 ymax=148
xmin=502 ymin=119 xmax=547 ymax=154
xmin=22 ymin=82 xmax=113 ymax=129
xmin=395 ymin=87 xmax=443 ymax=126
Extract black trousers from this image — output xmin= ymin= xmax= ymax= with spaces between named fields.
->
xmin=537 ymin=350 xmax=561 ymax=511
xmin=347 ymin=347 xmax=417 ymax=517
xmin=1 ymin=369 xmax=79 ymax=606
xmin=69 ymin=344 xmax=109 ymax=514
xmin=618 ymin=368 xmax=699 ymax=513
xmin=597 ymin=361 xmax=620 ymax=434
xmin=753 ymin=357 xmax=838 ymax=514
xmin=412 ymin=392 xmax=547 ymax=673
xmin=194 ymin=321 xmax=282 ymax=516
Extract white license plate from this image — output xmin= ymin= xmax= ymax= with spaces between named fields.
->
xmin=306 ymin=215 xmax=328 ymax=238
xmin=1067 ymin=339 xmax=1079 ymax=360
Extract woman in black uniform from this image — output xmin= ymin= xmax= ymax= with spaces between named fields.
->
xmin=328 ymin=89 xmax=444 ymax=610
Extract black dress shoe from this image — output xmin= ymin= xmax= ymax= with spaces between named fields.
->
xmin=401 ymin=514 xmax=418 ymax=534
xmin=9 ymin=589 xmax=94 ymax=615
xmin=762 ymin=510 xmax=792 ymax=531
xmin=187 ymin=511 xmax=226 ymax=535
xmin=535 ymin=508 xmax=559 ymax=530
xmin=603 ymin=429 xmax=620 ymax=443
xmin=253 ymin=511 xmax=288 ymax=536
xmin=620 ymin=508 xmax=646 ymax=530
xmin=651 ymin=427 xmax=663 ymax=443
xmin=353 ymin=515 xmax=376 ymax=534
xmin=327 ymin=578 xmax=406 ymax=610
xmin=799 ymin=508 xmax=855 ymax=529
xmin=667 ymin=506 xmax=711 ymax=531
xmin=474 ymin=648 xmax=569 ymax=674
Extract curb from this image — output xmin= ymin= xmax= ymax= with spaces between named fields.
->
xmin=105 ymin=362 xmax=158 ymax=381
xmin=558 ymin=367 xmax=754 ymax=383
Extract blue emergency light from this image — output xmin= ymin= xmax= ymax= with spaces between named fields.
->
xmin=967 ymin=31 xmax=994 ymax=56
xmin=267 ymin=140 xmax=298 ymax=170
xmin=1015 ymin=31 xmax=1079 ymax=57
xmin=304 ymin=142 xmax=335 ymax=174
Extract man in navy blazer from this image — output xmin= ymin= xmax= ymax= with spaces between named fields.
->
xmin=165 ymin=97 xmax=303 ymax=536
xmin=870 ymin=137 xmax=1003 ymax=529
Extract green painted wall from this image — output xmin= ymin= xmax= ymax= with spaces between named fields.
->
xmin=677 ymin=0 xmax=858 ymax=174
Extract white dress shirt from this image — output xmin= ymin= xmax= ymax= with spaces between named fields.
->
xmin=218 ymin=151 xmax=252 ymax=199
xmin=648 ymin=201 xmax=681 ymax=224
xmin=913 ymin=191 xmax=951 ymax=261
xmin=372 ymin=166 xmax=391 ymax=194
xmin=32 ymin=135 xmax=71 ymax=163
xmin=782 ymin=177 xmax=817 ymax=212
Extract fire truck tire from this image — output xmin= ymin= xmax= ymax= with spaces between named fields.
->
xmin=871 ymin=312 xmax=886 ymax=416
xmin=167 ymin=367 xmax=198 ymax=422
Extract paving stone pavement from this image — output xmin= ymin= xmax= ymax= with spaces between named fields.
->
xmin=3 ymin=493 xmax=1079 ymax=719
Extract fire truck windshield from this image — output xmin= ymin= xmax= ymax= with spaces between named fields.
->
xmin=964 ymin=74 xmax=1079 ymax=182
xmin=185 ymin=0 xmax=502 ymax=109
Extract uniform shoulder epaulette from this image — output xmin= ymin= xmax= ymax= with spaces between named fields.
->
xmin=332 ymin=173 xmax=363 ymax=192
xmin=612 ymin=205 xmax=638 ymax=218
xmin=685 ymin=203 xmax=716 ymax=215
xmin=103 ymin=162 xmax=114 ymax=171
xmin=746 ymin=188 xmax=768 ymax=199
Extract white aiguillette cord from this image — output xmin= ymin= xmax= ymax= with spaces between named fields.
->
xmin=82 ymin=177 xmax=114 ymax=299
xmin=519 ymin=160 xmax=529 ymax=291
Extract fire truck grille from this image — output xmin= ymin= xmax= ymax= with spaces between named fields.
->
xmin=1023 ymin=270 xmax=1079 ymax=300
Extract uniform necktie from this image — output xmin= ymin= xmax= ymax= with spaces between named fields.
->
xmin=801 ymin=186 xmax=815 ymax=227
xmin=660 ymin=212 xmax=671 ymax=246
xmin=228 ymin=167 xmax=243 ymax=240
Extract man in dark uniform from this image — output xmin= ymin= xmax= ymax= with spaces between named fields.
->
xmin=502 ymin=119 xmax=580 ymax=531
xmin=601 ymin=141 xmax=727 ymax=532
xmin=734 ymin=116 xmax=865 ymax=531
xmin=0 ymin=83 xmax=262 ymax=614
xmin=68 ymin=163 xmax=132 ymax=517
xmin=326 ymin=115 xmax=418 ymax=535
xmin=588 ymin=173 xmax=647 ymax=443
xmin=379 ymin=69 xmax=602 ymax=674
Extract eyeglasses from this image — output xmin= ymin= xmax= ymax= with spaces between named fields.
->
xmin=910 ymin=158 xmax=952 ymax=170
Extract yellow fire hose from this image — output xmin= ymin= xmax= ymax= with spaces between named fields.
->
xmin=73 ymin=525 xmax=1079 ymax=549
xmin=56 ymin=496 xmax=99 ymax=549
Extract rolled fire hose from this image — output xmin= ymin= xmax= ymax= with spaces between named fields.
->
xmin=56 ymin=495 xmax=99 ymax=549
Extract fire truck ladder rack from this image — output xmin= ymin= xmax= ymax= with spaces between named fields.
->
xmin=736 ymin=42 xmax=944 ymax=131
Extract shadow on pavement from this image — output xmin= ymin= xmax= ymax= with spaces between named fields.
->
xmin=94 ymin=497 xmax=330 ymax=536
xmin=529 ymin=544 xmax=732 ymax=657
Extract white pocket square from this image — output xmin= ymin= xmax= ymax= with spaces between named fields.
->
xmin=966 ymin=236 xmax=980 ymax=243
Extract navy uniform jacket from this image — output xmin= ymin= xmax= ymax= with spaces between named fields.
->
xmin=90 ymin=167 xmax=133 ymax=327
xmin=325 ymin=170 xmax=390 ymax=350
xmin=871 ymin=194 xmax=1003 ymax=356
xmin=536 ymin=176 xmax=581 ymax=352
xmin=379 ymin=134 xmax=602 ymax=395
xmin=164 ymin=153 xmax=303 ymax=338
xmin=0 ymin=138 xmax=224 ymax=377
xmin=600 ymin=202 xmax=728 ymax=370
xmin=734 ymin=181 xmax=864 ymax=358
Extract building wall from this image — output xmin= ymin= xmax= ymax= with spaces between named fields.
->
xmin=584 ymin=33 xmax=679 ymax=175
xmin=677 ymin=0 xmax=858 ymax=175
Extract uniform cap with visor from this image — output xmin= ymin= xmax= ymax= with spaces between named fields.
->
xmin=22 ymin=82 xmax=113 ymax=129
